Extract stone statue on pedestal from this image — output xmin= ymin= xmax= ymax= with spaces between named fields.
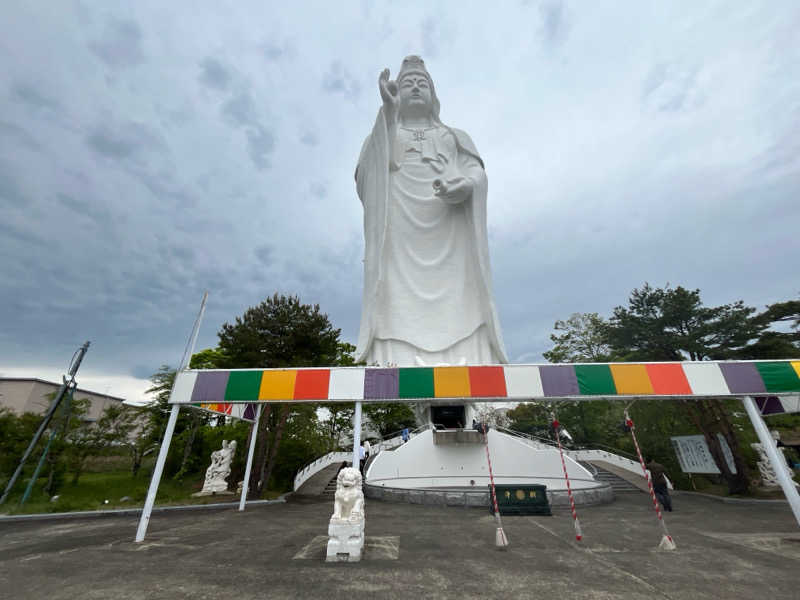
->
xmin=752 ymin=430 xmax=796 ymax=489
xmin=326 ymin=467 xmax=365 ymax=562
xmin=354 ymin=55 xmax=508 ymax=368
xmin=193 ymin=440 xmax=237 ymax=496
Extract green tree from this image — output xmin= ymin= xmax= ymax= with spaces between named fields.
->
xmin=543 ymin=313 xmax=611 ymax=363
xmin=0 ymin=409 xmax=41 ymax=484
xmin=216 ymin=294 xmax=343 ymax=498
xmin=506 ymin=402 xmax=551 ymax=438
xmin=605 ymin=283 xmax=760 ymax=494
xmin=363 ymin=403 xmax=415 ymax=438
xmin=606 ymin=284 xmax=764 ymax=361
xmin=64 ymin=400 xmax=142 ymax=484
xmin=735 ymin=298 xmax=800 ymax=359
xmin=140 ymin=366 xmax=202 ymax=479
xmin=319 ymin=403 xmax=355 ymax=451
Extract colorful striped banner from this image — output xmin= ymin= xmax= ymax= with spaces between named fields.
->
xmin=171 ymin=361 xmax=800 ymax=417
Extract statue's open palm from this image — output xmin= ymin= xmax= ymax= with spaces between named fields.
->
xmin=379 ymin=69 xmax=399 ymax=111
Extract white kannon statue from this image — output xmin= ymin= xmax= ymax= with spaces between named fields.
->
xmin=354 ymin=55 xmax=508 ymax=367
xmin=194 ymin=439 xmax=237 ymax=496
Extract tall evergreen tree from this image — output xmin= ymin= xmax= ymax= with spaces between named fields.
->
xmin=216 ymin=294 xmax=343 ymax=498
xmin=605 ymin=284 xmax=760 ymax=493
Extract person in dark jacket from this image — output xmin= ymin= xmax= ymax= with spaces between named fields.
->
xmin=646 ymin=457 xmax=673 ymax=512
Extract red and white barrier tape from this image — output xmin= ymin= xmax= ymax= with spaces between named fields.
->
xmin=482 ymin=427 xmax=508 ymax=548
xmin=552 ymin=417 xmax=583 ymax=541
xmin=625 ymin=413 xmax=676 ymax=550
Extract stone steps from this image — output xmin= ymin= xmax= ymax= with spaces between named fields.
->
xmin=323 ymin=477 xmax=338 ymax=496
xmin=580 ymin=461 xmax=642 ymax=493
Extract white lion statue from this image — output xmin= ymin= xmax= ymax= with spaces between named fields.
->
xmin=327 ymin=466 xmax=365 ymax=562
xmin=331 ymin=467 xmax=364 ymax=522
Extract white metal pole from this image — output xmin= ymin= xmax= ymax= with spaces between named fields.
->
xmin=742 ymin=396 xmax=800 ymax=528
xmin=352 ymin=401 xmax=362 ymax=469
xmin=239 ymin=404 xmax=264 ymax=511
xmin=135 ymin=403 xmax=180 ymax=542
xmin=134 ymin=292 xmax=208 ymax=542
xmin=179 ymin=291 xmax=208 ymax=371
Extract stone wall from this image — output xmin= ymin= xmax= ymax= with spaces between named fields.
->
xmin=364 ymin=482 xmax=614 ymax=508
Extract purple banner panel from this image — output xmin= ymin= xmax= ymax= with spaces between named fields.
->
xmin=243 ymin=404 xmax=257 ymax=420
xmin=364 ymin=368 xmax=399 ymax=399
xmin=191 ymin=371 xmax=229 ymax=403
xmin=540 ymin=365 xmax=580 ymax=397
xmin=720 ymin=363 xmax=767 ymax=394
xmin=755 ymin=396 xmax=785 ymax=415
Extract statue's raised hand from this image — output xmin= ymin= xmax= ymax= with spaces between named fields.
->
xmin=379 ymin=68 xmax=399 ymax=112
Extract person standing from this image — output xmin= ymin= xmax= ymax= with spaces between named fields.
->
xmin=359 ymin=443 xmax=366 ymax=474
xmin=646 ymin=457 xmax=673 ymax=512
xmin=363 ymin=439 xmax=371 ymax=459
xmin=401 ymin=428 xmax=410 ymax=444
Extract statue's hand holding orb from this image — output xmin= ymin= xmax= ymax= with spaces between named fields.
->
xmin=433 ymin=175 xmax=473 ymax=205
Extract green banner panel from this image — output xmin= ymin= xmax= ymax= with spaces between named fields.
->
xmin=399 ymin=367 xmax=434 ymax=398
xmin=755 ymin=362 xmax=800 ymax=393
xmin=575 ymin=364 xmax=617 ymax=395
xmin=224 ymin=370 xmax=263 ymax=401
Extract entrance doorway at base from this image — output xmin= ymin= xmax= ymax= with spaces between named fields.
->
xmin=432 ymin=405 xmax=465 ymax=429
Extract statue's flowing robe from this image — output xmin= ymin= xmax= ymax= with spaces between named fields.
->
xmin=355 ymin=107 xmax=507 ymax=366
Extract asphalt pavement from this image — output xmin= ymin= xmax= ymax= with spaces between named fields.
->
xmin=1 ymin=492 xmax=798 ymax=599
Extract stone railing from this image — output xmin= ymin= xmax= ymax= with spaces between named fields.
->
xmin=293 ymin=451 xmax=351 ymax=492
xmin=567 ymin=449 xmax=643 ymax=478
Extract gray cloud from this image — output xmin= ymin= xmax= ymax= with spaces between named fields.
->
xmin=222 ymin=90 xmax=257 ymax=127
xmin=263 ymin=41 xmax=287 ymax=61
xmin=642 ymin=63 xmax=702 ymax=113
xmin=309 ymin=182 xmax=327 ymax=199
xmin=245 ymin=125 xmax=275 ymax=169
xmin=300 ymin=130 xmax=319 ymax=146
xmin=421 ymin=17 xmax=440 ymax=58
xmin=219 ymin=88 xmax=275 ymax=169
xmin=199 ymin=57 xmax=233 ymax=91
xmin=254 ymin=244 xmax=273 ymax=265
xmin=0 ymin=2 xmax=797 ymax=402
xmin=89 ymin=19 xmax=145 ymax=68
xmin=0 ymin=162 xmax=25 ymax=205
xmin=10 ymin=83 xmax=60 ymax=112
xmin=0 ymin=121 xmax=42 ymax=152
xmin=538 ymin=0 xmax=570 ymax=46
xmin=322 ymin=61 xmax=361 ymax=100
xmin=85 ymin=121 xmax=166 ymax=162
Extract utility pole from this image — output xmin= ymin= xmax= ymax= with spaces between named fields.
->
xmin=0 ymin=341 xmax=90 ymax=505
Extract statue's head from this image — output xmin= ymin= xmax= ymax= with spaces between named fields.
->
xmin=336 ymin=466 xmax=363 ymax=489
xmin=397 ymin=55 xmax=441 ymax=122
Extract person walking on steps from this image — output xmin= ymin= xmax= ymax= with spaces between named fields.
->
xmin=646 ymin=457 xmax=673 ymax=512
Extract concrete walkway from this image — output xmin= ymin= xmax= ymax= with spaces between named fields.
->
xmin=1 ymin=493 xmax=798 ymax=599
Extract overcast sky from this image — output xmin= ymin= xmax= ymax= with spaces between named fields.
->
xmin=1 ymin=1 xmax=798 ymax=404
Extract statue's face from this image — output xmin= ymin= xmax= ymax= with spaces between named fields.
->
xmin=398 ymin=73 xmax=432 ymax=115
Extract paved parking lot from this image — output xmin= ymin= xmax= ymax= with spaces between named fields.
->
xmin=1 ymin=492 xmax=798 ymax=599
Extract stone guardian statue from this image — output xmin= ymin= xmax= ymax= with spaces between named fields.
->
xmin=326 ymin=467 xmax=365 ymax=562
xmin=354 ymin=55 xmax=508 ymax=367
xmin=193 ymin=439 xmax=237 ymax=496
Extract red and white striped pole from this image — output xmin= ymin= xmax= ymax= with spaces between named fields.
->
xmin=552 ymin=415 xmax=583 ymax=541
xmin=625 ymin=411 xmax=676 ymax=550
xmin=482 ymin=426 xmax=508 ymax=548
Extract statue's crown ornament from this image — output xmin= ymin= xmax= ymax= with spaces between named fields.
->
xmin=398 ymin=55 xmax=431 ymax=82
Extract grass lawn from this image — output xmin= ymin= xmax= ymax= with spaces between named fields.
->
xmin=1 ymin=468 xmax=284 ymax=515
